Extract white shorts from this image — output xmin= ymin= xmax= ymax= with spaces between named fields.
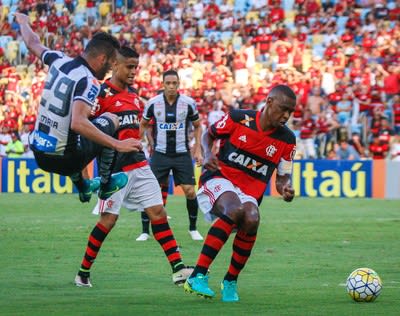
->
xmin=92 ymin=165 xmax=163 ymax=216
xmin=197 ymin=178 xmax=258 ymax=222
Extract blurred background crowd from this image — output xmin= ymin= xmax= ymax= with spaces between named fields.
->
xmin=0 ymin=0 xmax=399 ymax=161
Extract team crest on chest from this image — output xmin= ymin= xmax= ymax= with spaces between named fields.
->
xmin=178 ymin=111 xmax=187 ymax=120
xmin=240 ymin=114 xmax=254 ymax=127
xmin=266 ymin=144 xmax=277 ymax=157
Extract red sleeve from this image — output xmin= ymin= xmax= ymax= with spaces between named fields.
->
xmin=209 ymin=112 xmax=234 ymax=139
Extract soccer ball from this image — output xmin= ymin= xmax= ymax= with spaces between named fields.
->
xmin=346 ymin=268 xmax=382 ymax=302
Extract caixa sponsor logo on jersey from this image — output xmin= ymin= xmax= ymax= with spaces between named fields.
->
xmin=119 ymin=114 xmax=139 ymax=126
xmin=31 ymin=130 xmax=57 ymax=152
xmin=228 ymin=152 xmax=268 ymax=176
xmin=158 ymin=122 xmax=184 ymax=130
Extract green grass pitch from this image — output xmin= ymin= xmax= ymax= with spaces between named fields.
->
xmin=0 ymin=194 xmax=399 ymax=316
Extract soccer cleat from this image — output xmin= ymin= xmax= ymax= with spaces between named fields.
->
xmin=78 ymin=178 xmax=100 ymax=203
xmin=172 ymin=266 xmax=194 ymax=286
xmin=189 ymin=230 xmax=203 ymax=241
xmin=184 ymin=273 xmax=215 ymax=298
xmin=98 ymin=172 xmax=128 ymax=200
xmin=90 ymin=177 xmax=101 ymax=193
xmin=220 ymin=280 xmax=239 ymax=302
xmin=74 ymin=272 xmax=92 ymax=288
xmin=135 ymin=233 xmax=150 ymax=241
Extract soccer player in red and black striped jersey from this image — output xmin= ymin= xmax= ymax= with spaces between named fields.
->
xmin=184 ymin=85 xmax=296 ymax=302
xmin=74 ymin=47 xmax=193 ymax=287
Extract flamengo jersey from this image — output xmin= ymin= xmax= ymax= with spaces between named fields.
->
xmin=29 ymin=50 xmax=100 ymax=155
xmin=200 ymin=109 xmax=296 ymax=203
xmin=95 ymin=80 xmax=147 ymax=171
xmin=143 ymin=93 xmax=199 ymax=154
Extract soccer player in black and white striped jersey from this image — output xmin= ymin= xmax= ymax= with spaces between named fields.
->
xmin=15 ymin=12 xmax=142 ymax=202
xmin=138 ymin=70 xmax=204 ymax=241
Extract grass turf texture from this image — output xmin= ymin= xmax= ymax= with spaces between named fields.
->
xmin=1 ymin=194 xmax=399 ymax=316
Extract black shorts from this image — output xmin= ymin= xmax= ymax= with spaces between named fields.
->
xmin=150 ymin=151 xmax=195 ymax=186
xmin=32 ymin=116 xmax=115 ymax=176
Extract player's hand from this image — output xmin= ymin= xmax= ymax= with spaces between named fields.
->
xmin=14 ymin=12 xmax=30 ymax=25
xmin=203 ymin=154 xmax=219 ymax=171
xmin=147 ymin=144 xmax=154 ymax=157
xmin=282 ymin=184 xmax=295 ymax=202
xmin=193 ymin=147 xmax=203 ymax=166
xmin=115 ymin=138 xmax=143 ymax=153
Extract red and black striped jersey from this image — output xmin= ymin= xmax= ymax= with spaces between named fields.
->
xmin=94 ymin=80 xmax=147 ymax=172
xmin=200 ymin=109 xmax=296 ymax=203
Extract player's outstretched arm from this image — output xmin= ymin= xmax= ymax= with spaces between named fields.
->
xmin=71 ymin=100 xmax=142 ymax=153
xmin=276 ymin=174 xmax=295 ymax=202
xmin=14 ymin=12 xmax=48 ymax=59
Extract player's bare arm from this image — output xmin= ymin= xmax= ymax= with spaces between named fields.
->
xmin=276 ymin=174 xmax=295 ymax=202
xmin=15 ymin=12 xmax=48 ymax=59
xmin=139 ymin=118 xmax=154 ymax=155
xmin=71 ymin=100 xmax=142 ymax=153
xmin=192 ymin=120 xmax=203 ymax=166
xmin=201 ymin=129 xmax=219 ymax=171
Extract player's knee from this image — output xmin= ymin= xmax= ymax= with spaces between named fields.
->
xmin=182 ymin=185 xmax=196 ymax=199
xmin=99 ymin=214 xmax=117 ymax=230
xmin=226 ymin=203 xmax=247 ymax=223
xmin=243 ymin=209 xmax=260 ymax=234
xmin=145 ymin=205 xmax=166 ymax=220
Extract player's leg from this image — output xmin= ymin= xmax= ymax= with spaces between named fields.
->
xmin=173 ymin=153 xmax=202 ymax=240
xmin=160 ymin=181 xmax=169 ymax=207
xmin=184 ymin=180 xmax=241 ymax=298
xmin=93 ymin=114 xmax=129 ymax=200
xmin=78 ymin=113 xmax=127 ymax=201
xmin=136 ymin=211 xmax=151 ymax=241
xmin=221 ymin=201 xmax=259 ymax=302
xmin=180 ymin=184 xmax=203 ymax=240
xmin=75 ymin=182 xmax=125 ymax=287
xmin=145 ymin=204 xmax=193 ymax=285
xmin=75 ymin=212 xmax=118 ymax=287
xmin=126 ymin=165 xmax=193 ymax=284
xmin=136 ymin=152 xmax=170 ymax=240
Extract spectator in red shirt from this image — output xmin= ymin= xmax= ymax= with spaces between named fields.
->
xmin=299 ymin=109 xmax=317 ymax=159
xmin=269 ymin=3 xmax=285 ymax=24
xmin=369 ymin=135 xmax=389 ymax=160
xmin=204 ymin=0 xmax=220 ymax=16
xmin=378 ymin=118 xmax=395 ymax=144
xmin=382 ymin=65 xmax=400 ymax=101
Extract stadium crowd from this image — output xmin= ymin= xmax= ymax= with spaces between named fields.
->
xmin=0 ymin=0 xmax=399 ymax=160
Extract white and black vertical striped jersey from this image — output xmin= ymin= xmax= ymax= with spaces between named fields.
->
xmin=143 ymin=93 xmax=200 ymax=154
xmin=29 ymin=50 xmax=100 ymax=155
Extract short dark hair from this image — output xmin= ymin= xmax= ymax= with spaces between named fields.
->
xmin=163 ymin=69 xmax=179 ymax=81
xmin=270 ymin=84 xmax=297 ymax=101
xmin=85 ymin=32 xmax=120 ymax=59
xmin=118 ymin=46 xmax=139 ymax=59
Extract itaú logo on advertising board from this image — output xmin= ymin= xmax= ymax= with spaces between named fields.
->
xmin=292 ymin=162 xmax=368 ymax=198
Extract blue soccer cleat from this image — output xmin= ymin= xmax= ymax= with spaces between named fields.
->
xmin=184 ymin=273 xmax=215 ymax=298
xmin=221 ymin=280 xmax=239 ymax=302
xmin=90 ymin=177 xmax=101 ymax=193
xmin=78 ymin=178 xmax=100 ymax=203
xmin=98 ymin=172 xmax=128 ymax=200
